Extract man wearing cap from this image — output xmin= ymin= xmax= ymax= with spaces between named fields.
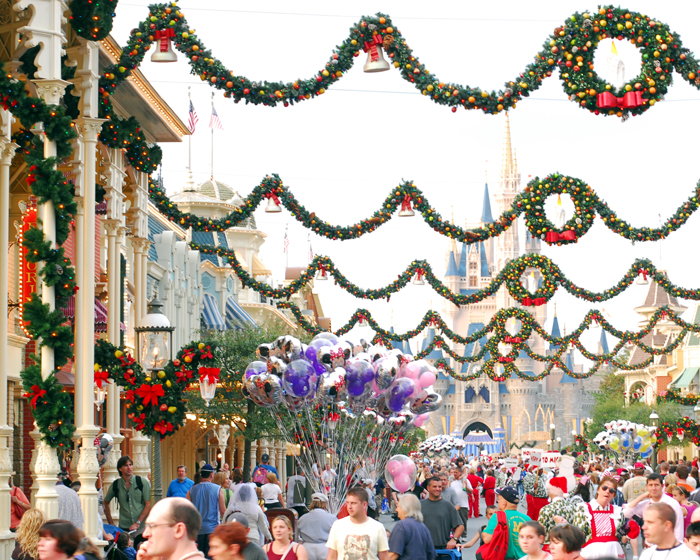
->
xmin=252 ymin=453 xmax=278 ymax=486
xmin=228 ymin=511 xmax=268 ymax=560
xmin=482 ymin=487 xmax=531 ymax=560
xmin=187 ymin=463 xmax=225 ymax=558
xmin=420 ymin=476 xmax=464 ymax=549
xmin=299 ymin=493 xmax=337 ymax=560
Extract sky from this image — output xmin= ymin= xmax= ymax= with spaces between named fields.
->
xmin=112 ymin=0 xmax=700 ymax=363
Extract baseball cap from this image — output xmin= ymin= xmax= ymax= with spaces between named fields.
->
xmin=200 ymin=463 xmax=215 ymax=475
xmin=261 ymin=453 xmax=270 ymax=462
xmin=634 ymin=462 xmax=645 ymax=470
xmin=229 ymin=512 xmax=250 ymax=527
xmin=311 ymin=492 xmax=328 ymax=503
xmin=495 ymin=486 xmax=519 ymax=504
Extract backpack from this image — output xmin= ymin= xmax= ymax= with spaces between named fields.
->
xmin=476 ymin=510 xmax=509 ymax=560
xmin=253 ymin=465 xmax=269 ymax=485
xmin=112 ymin=476 xmax=144 ymax=503
xmin=292 ymin=477 xmax=307 ymax=505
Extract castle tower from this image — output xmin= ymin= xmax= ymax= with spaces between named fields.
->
xmin=494 ymin=113 xmax=520 ymax=273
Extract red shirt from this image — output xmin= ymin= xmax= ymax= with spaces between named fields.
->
xmin=10 ymin=487 xmax=29 ymax=529
xmin=467 ymin=474 xmax=483 ymax=489
xmin=482 ymin=476 xmax=496 ymax=491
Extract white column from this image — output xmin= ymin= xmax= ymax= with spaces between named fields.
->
xmin=31 ymin=78 xmax=69 ymax=519
xmin=0 ymin=123 xmax=17 ymax=555
xmin=217 ymin=425 xmax=230 ymax=471
xmin=133 ymin=241 xmax=144 ymax=325
xmin=250 ymin=441 xmax=258 ymax=476
xmin=236 ymin=438 xmax=244 ymax=469
xmin=141 ymin=244 xmax=149 ymax=318
xmin=28 ymin=428 xmax=40 ymax=508
xmin=75 ymin=117 xmax=105 ymax=542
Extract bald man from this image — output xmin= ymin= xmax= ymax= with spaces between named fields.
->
xmin=136 ymin=497 xmax=203 ymax=560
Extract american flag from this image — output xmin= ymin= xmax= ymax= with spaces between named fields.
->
xmin=187 ymin=100 xmax=198 ymax=133
xmin=283 ymin=231 xmax=290 ymax=253
xmin=210 ymin=106 xmax=224 ymax=130
xmin=309 ymin=243 xmax=314 ymax=262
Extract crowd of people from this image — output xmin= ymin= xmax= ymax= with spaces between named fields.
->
xmin=15 ymin=449 xmax=700 ymax=560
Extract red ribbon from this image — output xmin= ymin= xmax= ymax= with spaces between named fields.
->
xmin=266 ymin=192 xmax=281 ymax=206
xmin=415 ymin=268 xmax=424 ymax=282
xmin=94 ymin=370 xmax=110 ymax=389
xmin=357 ymin=313 xmax=367 ymax=323
xmin=154 ymin=420 xmax=174 ymax=435
xmin=639 ymin=269 xmax=649 ymax=281
xmin=318 ymin=264 xmax=327 ymax=279
xmin=154 ymin=28 xmax=176 ymax=52
xmin=545 ymin=230 xmax=577 ymax=244
xmin=522 ymin=297 xmax=546 ymax=307
xmin=363 ymin=34 xmax=384 ymax=61
xmin=428 ymin=315 xmax=439 ymax=327
xmin=596 ymin=91 xmax=643 ymax=109
xmin=498 ymin=357 xmax=514 ymax=363
xmin=28 ymin=385 xmax=46 ymax=409
xmin=199 ymin=367 xmax=220 ymax=385
xmin=504 ymin=336 xmax=522 ymax=344
xmin=401 ymin=195 xmax=413 ymax=213
xmin=135 ymin=383 xmax=165 ymax=407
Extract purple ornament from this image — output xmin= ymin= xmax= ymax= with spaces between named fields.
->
xmin=282 ymin=360 xmax=317 ymax=398
xmin=245 ymin=360 xmax=267 ymax=379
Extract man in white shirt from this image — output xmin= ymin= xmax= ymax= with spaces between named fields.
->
xmin=321 ymin=464 xmax=337 ymax=493
xmin=327 ymin=487 xmax=389 ymax=560
xmin=639 ymin=502 xmax=698 ymax=560
xmin=450 ymin=467 xmax=473 ymax=530
xmin=624 ymin=473 xmax=685 ymax=544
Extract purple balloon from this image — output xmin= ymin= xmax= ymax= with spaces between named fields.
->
xmin=386 ymin=378 xmax=415 ymax=412
xmin=345 ymin=360 xmax=375 ymax=398
xmin=245 ymin=360 xmax=267 ymax=379
xmin=305 ymin=338 xmax=333 ymax=364
xmin=282 ymin=360 xmax=317 ymax=398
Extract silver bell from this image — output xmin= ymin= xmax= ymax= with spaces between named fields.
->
xmin=151 ymin=37 xmax=178 ymax=63
xmin=265 ymin=197 xmax=282 ymax=213
xmin=363 ymin=45 xmax=390 ymax=73
xmin=398 ymin=207 xmax=415 ymax=217
xmin=413 ymin=274 xmax=425 ymax=286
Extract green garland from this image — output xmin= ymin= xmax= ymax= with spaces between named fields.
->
xmin=94 ymin=340 xmax=188 ymax=439
xmin=657 ymin=417 xmax=700 ymax=448
xmin=100 ymin=4 xmax=699 ymax=119
xmin=147 ymin=172 xmax=700 ymax=246
xmin=67 ymin=0 xmax=120 ymax=41
xmin=658 ymin=388 xmax=699 ymax=406
xmin=192 ymin=246 xmax=700 ymax=308
xmin=279 ymin=301 xmax=694 ymax=382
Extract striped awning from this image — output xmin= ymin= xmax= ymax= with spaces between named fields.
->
xmin=201 ymin=293 xmax=226 ymax=330
xmin=60 ymin=296 xmax=109 ymax=332
xmin=225 ymin=296 xmax=257 ymax=329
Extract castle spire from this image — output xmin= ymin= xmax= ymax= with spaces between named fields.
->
xmin=501 ymin=112 xmax=515 ymax=178
xmin=481 ymin=183 xmax=494 ymax=223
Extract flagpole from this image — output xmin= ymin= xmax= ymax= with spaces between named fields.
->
xmin=210 ymin=92 xmax=214 ymax=180
xmin=285 ymin=224 xmax=289 ymax=270
xmin=188 ymin=87 xmax=192 ymax=172
xmin=307 ymin=233 xmax=311 ymax=266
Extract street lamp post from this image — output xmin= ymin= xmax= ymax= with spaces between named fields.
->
xmin=557 ymin=437 xmax=561 ymax=451
xmin=134 ymin=295 xmax=175 ymax=505
xmin=546 ymin=439 xmax=552 ymax=451
xmin=649 ymin=410 xmax=659 ymax=472
xmin=550 ymin=423 xmax=556 ymax=447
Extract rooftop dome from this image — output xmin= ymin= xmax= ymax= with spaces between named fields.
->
xmin=198 ymin=178 xmax=239 ymax=202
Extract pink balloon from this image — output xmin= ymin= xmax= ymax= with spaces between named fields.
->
xmin=393 ymin=473 xmax=411 ymax=493
xmin=414 ymin=414 xmax=428 ymax=428
xmin=387 ymin=460 xmax=402 ymax=476
xmin=402 ymin=461 xmax=416 ymax=475
xmin=418 ymin=371 xmax=436 ymax=388
xmin=403 ymin=363 xmax=421 ymax=380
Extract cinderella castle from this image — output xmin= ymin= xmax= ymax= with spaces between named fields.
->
xmin=421 ymin=114 xmax=609 ymax=453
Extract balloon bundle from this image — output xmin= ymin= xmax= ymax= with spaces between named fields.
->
xmin=242 ymin=332 xmax=443 ymax=512
xmin=419 ymin=434 xmax=466 ymax=456
xmin=592 ymin=420 xmax=657 ymax=461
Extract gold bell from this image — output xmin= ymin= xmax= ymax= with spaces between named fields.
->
xmin=363 ymin=44 xmax=390 ymax=73
xmin=151 ymin=31 xmax=178 ymax=63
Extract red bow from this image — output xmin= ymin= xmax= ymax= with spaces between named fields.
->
xmin=154 ymin=420 xmax=174 ymax=435
xmin=200 ymin=345 xmax=213 ymax=359
xmin=639 ymin=268 xmax=649 ymax=281
xmin=330 ymin=349 xmax=345 ymax=360
xmin=28 ymin=385 xmax=46 ymax=409
xmin=522 ymin=297 xmax=546 ymax=307
xmin=154 ymin=28 xmax=176 ymax=52
xmin=136 ymin=383 xmax=165 ymax=407
xmin=498 ymin=357 xmax=514 ymax=363
xmin=504 ymin=335 xmax=522 ymax=344
xmin=318 ymin=263 xmax=328 ymax=279
xmin=266 ymin=191 xmax=281 ymax=206
xmin=357 ymin=313 xmax=367 ymax=323
xmin=199 ymin=367 xmax=220 ymax=385
xmin=94 ymin=370 xmax=110 ymax=389
xmin=545 ymin=230 xmax=577 ymax=244
xmin=428 ymin=315 xmax=439 ymax=327
xmin=596 ymin=91 xmax=643 ymax=109
xmin=401 ymin=195 xmax=413 ymax=213
xmin=363 ymin=34 xmax=384 ymax=61
xmin=415 ymin=268 xmax=424 ymax=282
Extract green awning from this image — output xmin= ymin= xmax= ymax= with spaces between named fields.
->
xmin=670 ymin=367 xmax=700 ymax=389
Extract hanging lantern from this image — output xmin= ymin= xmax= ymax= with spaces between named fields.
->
xmin=678 ymin=429 xmax=685 ymax=442
xmin=265 ymin=194 xmax=282 ymax=213
xmin=199 ymin=367 xmax=220 ymax=407
xmin=135 ymin=295 xmax=175 ymax=372
xmin=94 ymin=385 xmax=107 ymax=411
xmin=151 ymin=28 xmax=178 ymax=62
xmin=363 ymin=35 xmax=390 ymax=73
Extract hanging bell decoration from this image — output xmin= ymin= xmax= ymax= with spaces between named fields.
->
xmin=265 ymin=193 xmax=282 ymax=213
xmin=636 ymin=269 xmax=649 ymax=286
xmin=413 ymin=268 xmax=425 ymax=286
xmin=399 ymin=194 xmax=415 ymax=217
xmin=316 ymin=266 xmax=328 ymax=281
xmin=151 ymin=28 xmax=178 ymax=63
xmin=363 ymin=35 xmax=390 ymax=73
xmin=357 ymin=315 xmax=369 ymax=328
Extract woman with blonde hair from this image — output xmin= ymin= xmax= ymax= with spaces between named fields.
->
xmin=298 ymin=493 xmax=336 ymax=560
xmin=214 ymin=471 xmax=233 ymax=508
xmin=263 ymin=516 xmax=308 ymax=560
xmin=12 ymin=508 xmax=44 ymax=560
xmin=262 ymin=471 xmax=284 ymax=509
